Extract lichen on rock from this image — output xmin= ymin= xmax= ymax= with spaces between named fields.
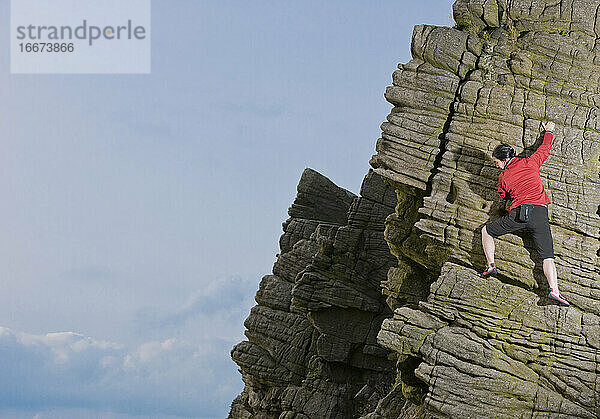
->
xmin=371 ymin=0 xmax=600 ymax=417
xmin=229 ymin=168 xmax=398 ymax=418
xmin=230 ymin=1 xmax=600 ymax=417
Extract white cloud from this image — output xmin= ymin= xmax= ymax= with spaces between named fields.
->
xmin=124 ymin=338 xmax=177 ymax=368
xmin=13 ymin=329 xmax=123 ymax=365
xmin=0 ymin=273 xmax=259 ymax=418
xmin=0 ymin=326 xmax=241 ymax=418
xmin=0 ymin=272 xmax=260 ymax=418
xmin=134 ymin=275 xmax=257 ymax=331
xmin=0 ymin=408 xmax=185 ymax=419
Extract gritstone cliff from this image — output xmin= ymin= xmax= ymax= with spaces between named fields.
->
xmin=229 ymin=0 xmax=600 ymax=417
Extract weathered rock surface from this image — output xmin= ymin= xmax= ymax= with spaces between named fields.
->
xmin=369 ymin=0 xmax=600 ymax=417
xmin=229 ymin=168 xmax=398 ymax=418
xmin=230 ymin=0 xmax=600 ymax=417
xmin=378 ymin=262 xmax=599 ymax=418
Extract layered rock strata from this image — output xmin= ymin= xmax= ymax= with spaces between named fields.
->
xmin=229 ymin=168 xmax=398 ymax=418
xmin=230 ymin=0 xmax=600 ymax=417
xmin=369 ymin=0 xmax=600 ymax=417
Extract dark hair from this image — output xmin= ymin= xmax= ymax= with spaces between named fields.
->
xmin=492 ymin=143 xmax=515 ymax=161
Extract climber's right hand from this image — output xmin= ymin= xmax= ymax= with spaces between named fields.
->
xmin=542 ymin=121 xmax=555 ymax=132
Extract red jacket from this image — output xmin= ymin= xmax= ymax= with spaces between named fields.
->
xmin=498 ymin=131 xmax=552 ymax=211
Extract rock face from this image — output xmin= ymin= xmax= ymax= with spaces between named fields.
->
xmin=229 ymin=168 xmax=398 ymax=418
xmin=230 ymin=0 xmax=600 ymax=418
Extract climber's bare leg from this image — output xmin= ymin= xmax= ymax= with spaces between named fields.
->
xmin=482 ymin=226 xmax=495 ymax=267
xmin=543 ymin=258 xmax=558 ymax=293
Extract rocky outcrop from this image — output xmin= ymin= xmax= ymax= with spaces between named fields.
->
xmin=377 ymin=262 xmax=598 ymax=418
xmin=229 ymin=168 xmax=398 ymax=418
xmin=369 ymin=0 xmax=600 ymax=417
xmin=230 ymin=0 xmax=600 ymax=418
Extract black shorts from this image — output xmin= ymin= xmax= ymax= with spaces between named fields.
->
xmin=485 ymin=204 xmax=554 ymax=259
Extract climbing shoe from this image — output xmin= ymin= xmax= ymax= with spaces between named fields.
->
xmin=481 ymin=263 xmax=497 ymax=278
xmin=549 ymin=289 xmax=570 ymax=307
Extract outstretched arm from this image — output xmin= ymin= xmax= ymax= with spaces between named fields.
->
xmin=527 ymin=121 xmax=555 ymax=168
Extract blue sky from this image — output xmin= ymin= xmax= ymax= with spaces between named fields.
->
xmin=1 ymin=1 xmax=454 ymax=417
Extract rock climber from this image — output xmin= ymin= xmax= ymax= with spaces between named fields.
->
xmin=480 ymin=121 xmax=570 ymax=307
